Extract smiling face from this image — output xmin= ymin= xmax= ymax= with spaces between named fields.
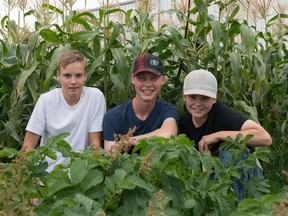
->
xmin=183 ymin=94 xmax=216 ymax=126
xmin=57 ymin=61 xmax=87 ymax=105
xmin=131 ymin=72 xmax=164 ymax=103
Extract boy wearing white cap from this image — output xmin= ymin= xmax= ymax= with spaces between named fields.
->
xmin=178 ymin=69 xmax=272 ymax=199
xmin=179 ymin=69 xmax=272 ymax=155
xmin=178 ymin=70 xmax=272 ymax=200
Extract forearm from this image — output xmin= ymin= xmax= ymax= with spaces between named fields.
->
xmin=89 ymin=132 xmax=102 ymax=150
xmin=21 ymin=145 xmax=35 ymax=153
xmin=214 ymin=130 xmax=272 ymax=146
xmin=22 ymin=131 xmax=40 ymax=153
xmin=104 ymin=128 xmax=175 ymax=153
xmin=199 ymin=121 xmax=272 ymax=152
xmin=130 ymin=128 xmax=177 ymax=145
xmin=104 ymin=118 xmax=178 ymax=151
xmin=104 ymin=141 xmax=113 ymax=153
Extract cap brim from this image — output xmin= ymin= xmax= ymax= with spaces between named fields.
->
xmin=133 ymin=68 xmax=162 ymax=76
xmin=183 ymin=89 xmax=216 ymax=98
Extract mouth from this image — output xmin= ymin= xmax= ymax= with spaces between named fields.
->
xmin=192 ymin=107 xmax=204 ymax=111
xmin=141 ymin=89 xmax=154 ymax=93
xmin=69 ymin=87 xmax=78 ymax=90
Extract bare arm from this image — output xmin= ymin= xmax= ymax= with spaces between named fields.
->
xmin=88 ymin=132 xmax=102 ymax=150
xmin=130 ymin=117 xmax=178 ymax=145
xmin=104 ymin=117 xmax=178 ymax=153
xmin=22 ymin=131 xmax=40 ymax=153
xmin=198 ymin=119 xmax=272 ymax=152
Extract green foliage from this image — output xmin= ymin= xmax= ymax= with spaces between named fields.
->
xmin=0 ymin=133 xmax=281 ymax=215
xmin=230 ymin=195 xmax=281 ymax=216
xmin=0 ymin=150 xmax=39 ymax=215
xmin=0 ymin=0 xmax=287 ymax=211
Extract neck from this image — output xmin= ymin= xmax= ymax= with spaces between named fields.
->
xmin=62 ymin=91 xmax=81 ymax=106
xmin=66 ymin=97 xmax=80 ymax=106
xmin=132 ymin=97 xmax=156 ymax=121
xmin=192 ymin=116 xmax=207 ymax=128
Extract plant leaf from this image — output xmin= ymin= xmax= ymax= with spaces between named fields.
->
xmin=81 ymin=170 xmax=104 ymax=191
xmin=70 ymin=158 xmax=87 ymax=184
xmin=127 ymin=175 xmax=154 ymax=192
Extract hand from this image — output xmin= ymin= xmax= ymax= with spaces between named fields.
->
xmin=198 ymin=133 xmax=219 ymax=152
xmin=32 ymin=198 xmax=39 ymax=205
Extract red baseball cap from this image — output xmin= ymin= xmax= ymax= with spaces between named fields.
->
xmin=133 ymin=53 xmax=163 ymax=76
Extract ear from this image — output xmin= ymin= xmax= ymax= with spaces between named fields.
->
xmin=214 ymin=92 xmax=218 ymax=103
xmin=212 ymin=95 xmax=217 ymax=103
xmin=182 ymin=92 xmax=186 ymax=101
xmin=161 ymin=75 xmax=166 ymax=85
xmin=56 ymin=71 xmax=60 ymax=80
xmin=131 ymin=75 xmax=135 ymax=85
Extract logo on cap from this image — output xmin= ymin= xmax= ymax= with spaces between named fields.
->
xmin=150 ymin=59 xmax=159 ymax=66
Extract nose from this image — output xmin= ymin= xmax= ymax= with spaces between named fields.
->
xmin=70 ymin=76 xmax=77 ymax=84
xmin=144 ymin=79 xmax=153 ymax=86
xmin=194 ymin=97 xmax=202 ymax=105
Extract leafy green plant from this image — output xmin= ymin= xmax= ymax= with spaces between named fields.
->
xmin=0 ymin=150 xmax=37 ymax=215
xmin=1 ymin=132 xmax=276 ymax=215
xmin=231 ymin=194 xmax=281 ymax=216
xmin=270 ymin=172 xmax=288 ymax=215
xmin=0 ymin=0 xmax=287 ymax=206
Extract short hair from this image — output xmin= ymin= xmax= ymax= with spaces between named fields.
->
xmin=57 ymin=50 xmax=87 ymax=71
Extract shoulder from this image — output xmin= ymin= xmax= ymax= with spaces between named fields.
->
xmin=210 ymin=102 xmax=240 ymax=118
xmin=211 ymin=102 xmax=248 ymax=127
xmin=38 ymin=88 xmax=60 ymax=101
xmin=156 ymin=99 xmax=177 ymax=110
xmin=179 ymin=111 xmax=191 ymax=119
xmin=156 ymin=99 xmax=173 ymax=105
xmin=213 ymin=102 xmax=249 ymax=117
xmin=179 ymin=112 xmax=191 ymax=124
xmin=31 ymin=89 xmax=61 ymax=111
xmin=83 ymin=86 xmax=104 ymax=97
xmin=103 ymin=100 xmax=132 ymax=127
xmin=155 ymin=99 xmax=178 ymax=119
xmin=105 ymin=100 xmax=132 ymax=116
xmin=211 ymin=102 xmax=236 ymax=113
xmin=41 ymin=88 xmax=60 ymax=96
xmin=213 ymin=102 xmax=230 ymax=109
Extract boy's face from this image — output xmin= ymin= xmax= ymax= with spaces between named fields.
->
xmin=57 ymin=61 xmax=87 ymax=104
xmin=132 ymin=72 xmax=164 ymax=102
xmin=183 ymin=94 xmax=216 ymax=120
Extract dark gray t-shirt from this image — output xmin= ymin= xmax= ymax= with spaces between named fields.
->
xmin=103 ymin=99 xmax=178 ymax=153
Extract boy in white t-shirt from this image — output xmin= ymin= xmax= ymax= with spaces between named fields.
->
xmin=22 ymin=50 xmax=106 ymax=172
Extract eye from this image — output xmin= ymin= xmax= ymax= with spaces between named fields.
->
xmin=64 ymin=74 xmax=71 ymax=78
xmin=201 ymin=96 xmax=210 ymax=100
xmin=188 ymin=95 xmax=196 ymax=100
xmin=76 ymin=74 xmax=83 ymax=78
xmin=137 ymin=76 xmax=146 ymax=81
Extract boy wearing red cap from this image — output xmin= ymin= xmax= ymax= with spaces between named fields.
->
xmin=103 ymin=53 xmax=178 ymax=153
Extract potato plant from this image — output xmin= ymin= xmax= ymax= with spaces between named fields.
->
xmin=0 ymin=133 xmax=282 ymax=215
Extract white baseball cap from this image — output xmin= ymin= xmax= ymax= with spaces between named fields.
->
xmin=183 ymin=69 xmax=217 ymax=98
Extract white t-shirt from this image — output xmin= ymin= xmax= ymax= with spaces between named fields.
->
xmin=26 ymin=86 xmax=106 ymax=172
